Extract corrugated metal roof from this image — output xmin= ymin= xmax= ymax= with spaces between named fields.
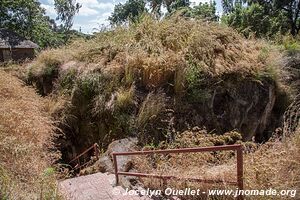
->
xmin=0 ymin=29 xmax=39 ymax=49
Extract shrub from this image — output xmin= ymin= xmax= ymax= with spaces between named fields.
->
xmin=185 ymin=62 xmax=212 ymax=103
xmin=115 ymin=85 xmax=135 ymax=111
xmin=75 ymin=73 xmax=106 ymax=98
xmin=58 ymin=68 xmax=77 ymax=93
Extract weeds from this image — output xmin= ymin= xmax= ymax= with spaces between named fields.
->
xmin=135 ymin=126 xmax=300 ymax=199
xmin=115 ymin=85 xmax=135 ymax=111
xmin=185 ymin=62 xmax=212 ymax=103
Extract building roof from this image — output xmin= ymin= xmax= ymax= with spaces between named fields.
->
xmin=0 ymin=29 xmax=39 ymax=49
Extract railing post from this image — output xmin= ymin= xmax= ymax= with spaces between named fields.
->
xmin=112 ymin=153 xmax=119 ymax=185
xmin=94 ymin=143 xmax=99 ymax=160
xmin=237 ymin=145 xmax=244 ymax=200
xmin=77 ymin=158 xmax=81 ymax=170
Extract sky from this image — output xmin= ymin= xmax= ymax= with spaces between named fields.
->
xmin=39 ymin=0 xmax=223 ymax=34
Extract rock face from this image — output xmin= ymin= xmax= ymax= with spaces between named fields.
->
xmin=105 ymin=137 xmax=139 ymax=172
xmin=173 ymin=78 xmax=280 ymax=142
xmin=81 ymin=138 xmax=142 ymax=188
xmin=57 ymin=77 xmax=286 ymax=163
xmin=82 ymin=138 xmax=139 ymax=174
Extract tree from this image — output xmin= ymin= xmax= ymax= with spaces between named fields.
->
xmin=146 ymin=0 xmax=163 ymax=17
xmin=54 ymin=0 xmax=81 ymax=33
xmin=222 ymin=0 xmax=246 ymax=14
xmin=273 ymin=0 xmax=300 ymax=36
xmin=146 ymin=0 xmax=190 ymax=17
xmin=109 ymin=0 xmax=147 ymax=25
xmin=0 ymin=0 xmax=64 ymax=48
xmin=168 ymin=0 xmax=190 ymax=13
xmin=222 ymin=0 xmax=300 ymax=37
xmin=0 ymin=0 xmax=42 ymax=38
xmin=191 ymin=1 xmax=218 ymax=21
xmin=223 ymin=3 xmax=288 ymax=37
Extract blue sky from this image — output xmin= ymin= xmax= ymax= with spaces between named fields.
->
xmin=40 ymin=0 xmax=222 ymax=34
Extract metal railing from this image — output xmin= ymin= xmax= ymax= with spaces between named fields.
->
xmin=112 ymin=144 xmax=243 ymax=198
xmin=69 ymin=143 xmax=99 ymax=170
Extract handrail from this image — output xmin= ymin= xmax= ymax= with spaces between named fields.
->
xmin=69 ymin=143 xmax=99 ymax=170
xmin=112 ymin=144 xmax=243 ymax=199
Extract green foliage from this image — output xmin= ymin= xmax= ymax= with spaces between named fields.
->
xmin=109 ymin=0 xmax=216 ymax=23
xmin=222 ymin=3 xmax=289 ymax=38
xmin=115 ymin=86 xmax=135 ymax=111
xmin=59 ymin=69 xmax=77 ymax=92
xmin=0 ymin=0 xmax=84 ymax=48
xmin=0 ymin=0 xmax=68 ymax=48
xmin=185 ymin=63 xmax=211 ymax=103
xmin=191 ymin=1 xmax=218 ymax=21
xmin=146 ymin=0 xmax=190 ymax=17
xmin=221 ymin=0 xmax=300 ymax=37
xmin=76 ymin=73 xmax=104 ymax=98
xmin=54 ymin=0 xmax=81 ymax=41
xmin=0 ymin=167 xmax=10 ymax=200
xmin=168 ymin=0 xmax=190 ymax=13
xmin=221 ymin=0 xmax=246 ymax=14
xmin=43 ymin=167 xmax=55 ymax=177
xmin=272 ymin=0 xmax=300 ymax=36
xmin=109 ymin=0 xmax=147 ymax=25
xmin=258 ymin=46 xmax=270 ymax=63
xmin=255 ymin=64 xmax=278 ymax=81
xmin=282 ymin=36 xmax=300 ymax=54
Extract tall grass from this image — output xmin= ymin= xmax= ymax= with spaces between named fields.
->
xmin=28 ymin=16 xmax=281 ymax=95
xmin=0 ymin=70 xmax=60 ymax=199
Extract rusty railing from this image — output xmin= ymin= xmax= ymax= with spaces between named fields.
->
xmin=112 ymin=144 xmax=243 ymax=197
xmin=69 ymin=143 xmax=99 ymax=170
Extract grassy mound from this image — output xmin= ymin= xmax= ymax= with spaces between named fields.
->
xmin=25 ymin=16 xmax=285 ymax=160
xmin=0 ymin=70 xmax=59 ymax=199
xmin=28 ymin=16 xmax=280 ymax=93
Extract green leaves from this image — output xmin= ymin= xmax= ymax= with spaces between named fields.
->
xmin=0 ymin=0 xmax=67 ymax=48
xmin=221 ymin=0 xmax=300 ymax=37
xmin=191 ymin=1 xmax=218 ymax=21
xmin=54 ymin=0 xmax=81 ymax=31
xmin=109 ymin=0 xmax=147 ymax=25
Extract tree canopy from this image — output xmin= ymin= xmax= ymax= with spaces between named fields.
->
xmin=0 ymin=0 xmax=59 ymax=47
xmin=221 ymin=0 xmax=300 ymax=37
xmin=109 ymin=0 xmax=218 ymax=25
xmin=3 ymin=0 xmax=300 ymax=49
xmin=191 ymin=1 xmax=218 ymax=21
xmin=54 ymin=0 xmax=81 ymax=32
xmin=109 ymin=0 xmax=147 ymax=25
xmin=0 ymin=0 xmax=82 ymax=48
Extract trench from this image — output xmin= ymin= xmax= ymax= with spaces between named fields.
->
xmin=53 ymin=81 xmax=288 ymax=167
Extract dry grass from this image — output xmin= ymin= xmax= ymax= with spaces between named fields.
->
xmin=27 ymin=16 xmax=281 ymax=93
xmin=115 ymin=85 xmax=135 ymax=110
xmin=244 ymin=132 xmax=300 ymax=198
xmin=134 ymin=126 xmax=300 ymax=199
xmin=136 ymin=91 xmax=166 ymax=129
xmin=0 ymin=70 xmax=60 ymax=199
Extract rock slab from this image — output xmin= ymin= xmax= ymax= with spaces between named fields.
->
xmin=59 ymin=172 xmax=150 ymax=200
